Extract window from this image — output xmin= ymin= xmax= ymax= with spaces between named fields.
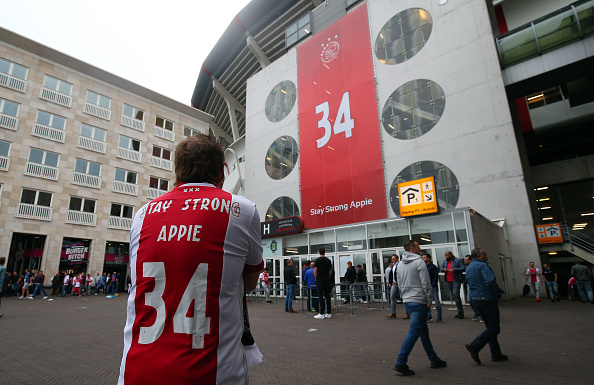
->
xmin=526 ymin=87 xmax=565 ymax=110
xmin=69 ymin=196 xmax=96 ymax=213
xmin=152 ymin=146 xmax=171 ymax=160
xmin=36 ymin=110 xmax=66 ymax=130
xmin=155 ymin=116 xmax=174 ymax=131
xmin=115 ymin=168 xmax=137 ymax=184
xmin=0 ymin=97 xmax=20 ymax=117
xmin=0 ymin=57 xmax=28 ymax=80
xmin=149 ymin=176 xmax=169 ymax=191
xmin=28 ymin=148 xmax=59 ymax=167
xmin=0 ymin=140 xmax=10 ymax=157
xmin=123 ymin=104 xmax=144 ymax=121
xmin=43 ymin=75 xmax=73 ymax=95
xmin=86 ymin=90 xmax=111 ymax=109
xmin=20 ymin=188 xmax=53 ymax=207
xmin=119 ymin=135 xmax=141 ymax=151
xmin=80 ymin=123 xmax=106 ymax=142
xmin=265 ymin=135 xmax=299 ymax=180
xmin=286 ymin=12 xmax=311 ymax=48
xmin=74 ymin=159 xmax=101 ymax=176
xmin=266 ymin=196 xmax=300 ymax=220
xmin=110 ymin=203 xmax=134 ymax=218
xmin=183 ymin=126 xmax=201 ymax=138
xmin=375 ymin=8 xmax=433 ymax=65
xmin=265 ymin=81 xmax=297 ymax=122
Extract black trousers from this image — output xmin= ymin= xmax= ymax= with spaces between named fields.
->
xmin=316 ymin=278 xmax=332 ymax=314
xmin=469 ymin=300 xmax=502 ymax=357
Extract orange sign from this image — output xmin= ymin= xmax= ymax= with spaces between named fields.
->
xmin=398 ymin=177 xmax=439 ymax=217
xmin=536 ymin=223 xmax=563 ymax=244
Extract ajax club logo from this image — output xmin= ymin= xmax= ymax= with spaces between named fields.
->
xmin=320 ymin=35 xmax=340 ymax=63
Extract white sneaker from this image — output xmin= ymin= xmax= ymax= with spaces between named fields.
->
xmin=324 ymin=313 xmax=332 ymax=319
xmin=19 ymin=296 xmax=24 ymax=299
xmin=362 ymin=301 xmax=369 ymax=304
xmin=27 ymin=296 xmax=34 ymax=299
xmin=314 ymin=313 xmax=325 ymax=319
xmin=43 ymin=296 xmax=48 ymax=299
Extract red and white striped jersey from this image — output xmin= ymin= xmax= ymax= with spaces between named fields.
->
xmin=118 ymin=183 xmax=263 ymax=385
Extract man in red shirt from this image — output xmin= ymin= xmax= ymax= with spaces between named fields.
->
xmin=118 ymin=134 xmax=263 ymax=385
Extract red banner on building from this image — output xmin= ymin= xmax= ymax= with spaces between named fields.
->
xmin=297 ymin=4 xmax=386 ymax=228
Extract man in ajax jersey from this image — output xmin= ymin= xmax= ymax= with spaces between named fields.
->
xmin=118 ymin=134 xmax=263 ymax=385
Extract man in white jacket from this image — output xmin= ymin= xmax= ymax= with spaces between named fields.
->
xmin=394 ymin=240 xmax=447 ymax=376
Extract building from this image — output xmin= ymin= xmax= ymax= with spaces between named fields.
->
xmin=191 ymin=0 xmax=594 ymax=298
xmin=0 ymin=27 xmax=215 ymax=287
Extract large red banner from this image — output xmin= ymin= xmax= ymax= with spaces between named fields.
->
xmin=297 ymin=4 xmax=386 ymax=229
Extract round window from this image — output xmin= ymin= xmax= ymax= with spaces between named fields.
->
xmin=265 ymin=135 xmax=299 ymax=180
xmin=389 ymin=161 xmax=459 ymax=217
xmin=265 ymin=80 xmax=297 ymax=122
xmin=375 ymin=8 xmax=433 ymax=65
xmin=266 ymin=196 xmax=300 ymax=221
xmin=382 ymin=79 xmax=445 ymax=140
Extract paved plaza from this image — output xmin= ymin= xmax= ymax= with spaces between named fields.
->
xmin=0 ymin=293 xmax=592 ymax=384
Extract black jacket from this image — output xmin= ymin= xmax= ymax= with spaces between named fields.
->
xmin=345 ymin=266 xmax=356 ymax=283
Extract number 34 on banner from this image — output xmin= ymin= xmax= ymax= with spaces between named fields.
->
xmin=315 ymin=91 xmax=355 ymax=148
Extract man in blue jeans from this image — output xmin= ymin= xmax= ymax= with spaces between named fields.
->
xmin=465 ymin=248 xmax=508 ymax=365
xmin=422 ymin=253 xmax=442 ymax=323
xmin=394 ymin=240 xmax=447 ymax=376
xmin=284 ymin=259 xmax=297 ymax=313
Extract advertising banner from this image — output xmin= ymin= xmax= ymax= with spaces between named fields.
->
xmin=297 ymin=3 xmax=386 ymax=229
xmin=60 ymin=246 xmax=89 ymax=264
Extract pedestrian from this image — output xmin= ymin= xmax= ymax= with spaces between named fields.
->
xmin=284 ymin=259 xmax=297 ymax=313
xmin=93 ymin=272 xmax=102 ymax=295
xmin=86 ymin=274 xmax=93 ymax=296
xmin=525 ymin=261 xmax=542 ymax=302
xmin=355 ymin=264 xmax=369 ymax=303
xmin=111 ymin=272 xmax=118 ymax=294
xmin=571 ymin=259 xmax=593 ymax=304
xmin=464 ymin=255 xmax=481 ymax=321
xmin=394 ymin=240 xmax=447 ymax=375
xmin=118 ymin=133 xmax=263 ymax=385
xmin=464 ymin=248 xmax=508 ymax=365
xmin=259 ymin=268 xmax=271 ymax=303
xmin=304 ymin=262 xmax=318 ymax=313
xmin=542 ymin=263 xmax=560 ymax=302
xmin=20 ymin=268 xmax=32 ymax=299
xmin=422 ymin=253 xmax=442 ymax=323
xmin=62 ymin=272 xmax=70 ymax=297
xmin=313 ymin=248 xmax=333 ymax=319
xmin=30 ymin=270 xmax=48 ymax=299
xmin=127 ymin=274 xmax=132 ymax=293
xmin=385 ymin=261 xmax=393 ymax=305
xmin=441 ymin=251 xmax=465 ymax=319
xmin=387 ymin=255 xmax=401 ymax=318
xmin=0 ymin=257 xmax=6 ymax=317
xmin=8 ymin=271 xmax=18 ymax=296
xmin=343 ymin=261 xmax=356 ymax=304
xmin=51 ymin=272 xmax=61 ymax=297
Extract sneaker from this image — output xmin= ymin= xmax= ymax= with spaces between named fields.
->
xmin=43 ymin=296 xmax=48 ymax=299
xmin=536 ymin=298 xmax=540 ymax=302
xmin=314 ymin=313 xmax=325 ymax=319
xmin=386 ymin=314 xmax=396 ymax=318
xmin=19 ymin=296 xmax=24 ymax=299
xmin=427 ymin=316 xmax=433 ymax=323
xmin=362 ymin=301 xmax=368 ymax=304
xmin=394 ymin=364 xmax=415 ymax=376
xmin=27 ymin=296 xmax=34 ymax=299
xmin=492 ymin=354 xmax=508 ymax=362
xmin=480 ymin=319 xmax=484 ymax=322
xmin=95 ymin=293 xmax=98 ymax=296
xmin=430 ymin=359 xmax=447 ymax=369
xmin=457 ymin=313 xmax=465 ymax=319
xmin=324 ymin=313 xmax=332 ymax=319
xmin=436 ymin=317 xmax=442 ymax=323
xmin=472 ymin=316 xmax=480 ymax=321
xmin=289 ymin=310 xmax=297 ymax=313
xmin=465 ymin=344 xmax=481 ymax=365
xmin=403 ymin=314 xmax=410 ymax=319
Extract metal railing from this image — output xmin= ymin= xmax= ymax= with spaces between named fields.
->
xmin=561 ymin=225 xmax=594 ymax=254
xmin=0 ymin=155 xmax=9 ymax=171
xmin=16 ymin=203 xmax=52 ymax=221
xmin=496 ymin=0 xmax=594 ymax=68
xmin=83 ymin=102 xmax=111 ymax=120
xmin=120 ymin=115 xmax=145 ymax=132
xmin=150 ymin=156 xmax=173 ymax=171
xmin=24 ymin=162 xmax=59 ymax=181
xmin=147 ymin=187 xmax=168 ymax=200
xmin=32 ymin=123 xmax=66 ymax=143
xmin=66 ymin=210 xmax=97 ymax=226
xmin=0 ymin=72 xmax=27 ymax=93
xmin=0 ymin=113 xmax=18 ymax=130
xmin=71 ymin=172 xmax=102 ymax=189
xmin=107 ymin=216 xmax=133 ymax=230
xmin=154 ymin=126 xmax=175 ymax=142
xmin=116 ymin=147 xmax=142 ymax=163
xmin=77 ymin=136 xmax=106 ymax=154
xmin=112 ymin=180 xmax=138 ymax=196
xmin=39 ymin=87 xmax=72 ymax=107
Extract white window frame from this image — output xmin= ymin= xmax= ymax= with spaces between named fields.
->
xmin=118 ymin=135 xmax=141 ymax=151
xmin=75 ymin=158 xmax=102 ymax=177
xmin=43 ymin=75 xmax=73 ymax=96
xmin=35 ymin=110 xmax=66 ymax=130
xmin=68 ymin=196 xmax=97 ymax=214
xmin=115 ymin=168 xmax=138 ymax=184
xmin=123 ymin=104 xmax=144 ymax=121
xmin=183 ymin=126 xmax=201 ymax=139
xmin=0 ymin=57 xmax=29 ymax=80
xmin=28 ymin=148 xmax=59 ymax=167
xmin=80 ymin=123 xmax=107 ymax=142
xmin=20 ymin=188 xmax=53 ymax=207
xmin=0 ymin=97 xmax=20 ymax=117
xmin=152 ymin=145 xmax=171 ymax=160
xmin=86 ymin=90 xmax=111 ymax=109
xmin=155 ymin=116 xmax=174 ymax=131
xmin=110 ymin=203 xmax=134 ymax=219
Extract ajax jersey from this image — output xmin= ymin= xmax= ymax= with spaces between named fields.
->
xmin=119 ymin=183 xmax=263 ymax=385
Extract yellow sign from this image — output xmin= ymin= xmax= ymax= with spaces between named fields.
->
xmin=398 ymin=177 xmax=439 ymax=217
xmin=536 ymin=223 xmax=563 ymax=244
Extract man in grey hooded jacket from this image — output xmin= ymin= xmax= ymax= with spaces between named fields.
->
xmin=394 ymin=240 xmax=447 ymax=376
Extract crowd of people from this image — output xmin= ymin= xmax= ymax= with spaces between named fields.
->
xmin=0 ymin=270 xmax=125 ymax=299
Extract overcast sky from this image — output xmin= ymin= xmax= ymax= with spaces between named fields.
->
xmin=0 ymin=0 xmax=252 ymax=105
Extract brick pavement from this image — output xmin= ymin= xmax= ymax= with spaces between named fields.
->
xmin=0 ymin=293 xmax=592 ymax=384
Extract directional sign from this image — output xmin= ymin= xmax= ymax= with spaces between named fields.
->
xmin=398 ymin=177 xmax=439 ymax=217
xmin=536 ymin=223 xmax=563 ymax=244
